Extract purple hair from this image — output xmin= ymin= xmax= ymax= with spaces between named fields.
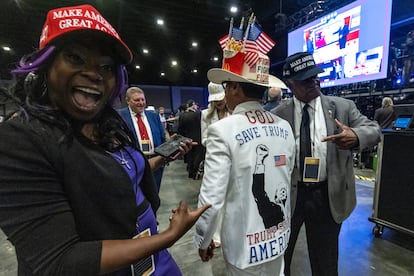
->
xmin=12 ymin=45 xmax=128 ymax=106
xmin=111 ymin=64 xmax=128 ymax=105
xmin=12 ymin=46 xmax=56 ymax=76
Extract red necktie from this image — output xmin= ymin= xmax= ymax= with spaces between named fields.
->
xmin=137 ymin=114 xmax=149 ymax=140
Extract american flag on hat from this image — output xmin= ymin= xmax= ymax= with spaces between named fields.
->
xmin=247 ymin=22 xmax=276 ymax=55
xmin=243 ymin=18 xmax=276 ymax=67
xmin=218 ymin=27 xmax=244 ymax=50
xmin=244 ymin=40 xmax=259 ymax=67
xmin=217 ymin=13 xmax=276 ymax=69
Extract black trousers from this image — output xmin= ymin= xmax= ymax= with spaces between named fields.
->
xmin=185 ymin=145 xmax=205 ymax=178
xmin=284 ymin=182 xmax=342 ymax=276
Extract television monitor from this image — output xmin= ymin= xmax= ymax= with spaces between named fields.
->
xmin=392 ymin=115 xmax=413 ymax=130
xmin=287 ymin=0 xmax=393 ymax=88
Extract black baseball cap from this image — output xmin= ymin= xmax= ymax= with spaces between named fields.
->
xmin=186 ymin=99 xmax=196 ymax=108
xmin=282 ymin=52 xmax=324 ymax=81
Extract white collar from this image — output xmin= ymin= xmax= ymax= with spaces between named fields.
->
xmin=293 ymin=96 xmax=320 ymax=111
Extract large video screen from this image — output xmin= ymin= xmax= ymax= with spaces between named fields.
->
xmin=287 ymin=0 xmax=392 ymax=88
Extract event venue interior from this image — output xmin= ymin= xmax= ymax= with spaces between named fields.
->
xmin=1 ymin=0 xmax=414 ymax=275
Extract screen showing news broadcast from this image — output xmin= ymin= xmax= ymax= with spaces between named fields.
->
xmin=288 ymin=0 xmax=392 ymax=88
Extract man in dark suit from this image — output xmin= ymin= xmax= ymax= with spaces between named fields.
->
xmin=334 ymin=17 xmax=350 ymax=49
xmin=272 ymin=52 xmax=381 ymax=276
xmin=118 ymin=87 xmax=166 ymax=193
xmin=178 ymin=100 xmax=203 ymax=179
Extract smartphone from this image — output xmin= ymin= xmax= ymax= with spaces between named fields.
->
xmin=154 ymin=135 xmax=191 ymax=159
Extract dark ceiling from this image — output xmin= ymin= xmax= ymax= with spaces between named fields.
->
xmin=1 ymin=0 xmax=413 ymax=87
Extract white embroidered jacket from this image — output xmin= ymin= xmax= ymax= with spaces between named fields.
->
xmin=195 ymin=101 xmax=296 ymax=269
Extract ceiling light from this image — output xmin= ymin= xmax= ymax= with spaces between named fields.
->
xmin=2 ymin=46 xmax=11 ymax=51
xmin=160 ymin=72 xmax=165 ymax=77
xmin=156 ymin=19 xmax=164 ymax=25
xmin=230 ymin=6 xmax=238 ymax=13
xmin=192 ymin=42 xmax=198 ymax=47
xmin=135 ymin=65 xmax=141 ymax=69
xmin=142 ymin=49 xmax=149 ymax=54
xmin=213 ymin=56 xmax=219 ymax=62
xmin=171 ymin=60 xmax=178 ymax=66
xmin=192 ymin=69 xmax=198 ymax=73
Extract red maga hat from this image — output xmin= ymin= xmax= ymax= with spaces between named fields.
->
xmin=39 ymin=4 xmax=132 ymax=64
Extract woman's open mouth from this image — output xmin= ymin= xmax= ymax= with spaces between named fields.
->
xmin=72 ymin=87 xmax=102 ymax=111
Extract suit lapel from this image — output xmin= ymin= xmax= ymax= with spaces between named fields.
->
xmin=279 ymin=100 xmax=295 ymax=131
xmin=320 ymin=95 xmax=337 ymax=177
xmin=145 ymin=111 xmax=158 ymax=136
xmin=321 ymin=95 xmax=337 ymax=136
xmin=145 ymin=111 xmax=161 ymax=146
xmin=144 ymin=110 xmax=152 ymax=130
xmin=125 ymin=108 xmax=139 ymax=144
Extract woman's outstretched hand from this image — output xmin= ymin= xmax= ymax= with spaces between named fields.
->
xmin=165 ymin=200 xmax=211 ymax=243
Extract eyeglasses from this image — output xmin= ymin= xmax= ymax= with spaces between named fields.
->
xmin=222 ymin=81 xmax=235 ymax=90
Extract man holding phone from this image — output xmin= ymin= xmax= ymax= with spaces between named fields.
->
xmin=118 ymin=87 xmax=166 ymax=193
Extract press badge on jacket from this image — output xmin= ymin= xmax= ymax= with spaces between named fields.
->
xmin=131 ymin=228 xmax=155 ymax=276
xmin=303 ymin=157 xmax=320 ymax=182
xmin=141 ymin=139 xmax=151 ymax=154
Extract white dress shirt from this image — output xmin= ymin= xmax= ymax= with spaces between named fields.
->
xmin=293 ymin=96 xmax=327 ymax=181
xmin=129 ymin=108 xmax=155 ymax=154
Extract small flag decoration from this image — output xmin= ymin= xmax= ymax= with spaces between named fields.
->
xmin=274 ymin=155 xmax=286 ymax=166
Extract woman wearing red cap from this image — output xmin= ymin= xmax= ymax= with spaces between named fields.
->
xmin=0 ymin=4 xmax=209 ymax=276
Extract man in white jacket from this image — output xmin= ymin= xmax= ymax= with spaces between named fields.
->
xmin=194 ymin=41 xmax=296 ymax=274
